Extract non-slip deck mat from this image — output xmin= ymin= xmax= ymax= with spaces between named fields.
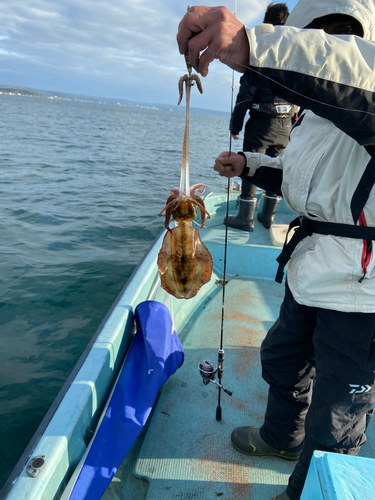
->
xmin=134 ymin=278 xmax=296 ymax=499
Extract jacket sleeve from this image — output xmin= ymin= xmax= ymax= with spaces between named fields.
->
xmin=242 ymin=152 xmax=283 ymax=195
xmin=245 ymin=24 xmax=375 ymax=147
xmin=230 ymin=76 xmax=259 ymax=135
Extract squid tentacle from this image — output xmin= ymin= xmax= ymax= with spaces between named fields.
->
xmin=189 ymin=183 xmax=206 ymax=196
xmin=178 ymin=75 xmax=189 ymax=106
xmin=158 ymin=195 xmax=183 ymax=216
xmin=189 ymin=197 xmax=211 ymax=228
xmin=191 ymin=74 xmax=203 ymax=95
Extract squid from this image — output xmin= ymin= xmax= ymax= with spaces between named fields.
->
xmin=157 ymin=67 xmax=213 ymax=299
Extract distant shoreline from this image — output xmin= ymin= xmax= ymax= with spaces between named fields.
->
xmin=0 ymin=84 xmax=229 ymax=116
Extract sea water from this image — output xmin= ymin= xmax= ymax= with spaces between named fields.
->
xmin=0 ymin=94 xmax=230 ymax=488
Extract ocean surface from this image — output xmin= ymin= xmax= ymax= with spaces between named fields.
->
xmin=0 ymin=94 xmax=230 ymax=488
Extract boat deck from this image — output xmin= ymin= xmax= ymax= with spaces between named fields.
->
xmin=134 ymin=277 xmax=292 ymax=500
xmin=103 ymin=196 xmax=375 ymax=500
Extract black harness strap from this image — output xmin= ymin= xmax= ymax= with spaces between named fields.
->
xmin=275 ymin=217 xmax=306 ymax=284
xmin=275 ymin=216 xmax=375 ymax=283
xmin=276 ymin=147 xmax=375 ymax=284
xmin=351 ymin=147 xmax=375 ymax=224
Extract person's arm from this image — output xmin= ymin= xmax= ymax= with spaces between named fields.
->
xmin=245 ymin=24 xmax=375 ymax=147
xmin=214 ymin=151 xmax=283 ymax=195
xmin=243 ymin=151 xmax=283 ymax=195
xmin=230 ymin=77 xmax=258 ymax=135
xmin=177 ymin=7 xmax=375 ymax=147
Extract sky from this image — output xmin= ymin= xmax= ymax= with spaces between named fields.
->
xmin=0 ymin=0 xmax=299 ymax=112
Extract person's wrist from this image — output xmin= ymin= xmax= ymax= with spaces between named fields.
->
xmin=237 ymin=152 xmax=249 ymax=178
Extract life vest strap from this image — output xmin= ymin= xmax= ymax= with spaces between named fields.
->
xmin=275 ymin=216 xmax=375 ymax=283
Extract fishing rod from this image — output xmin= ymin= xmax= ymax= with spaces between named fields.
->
xmin=198 ymin=0 xmax=237 ymax=421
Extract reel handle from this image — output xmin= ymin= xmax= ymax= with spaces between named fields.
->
xmin=209 ymin=378 xmax=232 ymax=396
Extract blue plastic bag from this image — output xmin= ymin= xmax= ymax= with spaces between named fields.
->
xmin=69 ymin=300 xmax=184 ymax=500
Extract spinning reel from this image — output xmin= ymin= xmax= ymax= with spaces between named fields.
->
xmin=198 ymin=359 xmax=232 ymax=396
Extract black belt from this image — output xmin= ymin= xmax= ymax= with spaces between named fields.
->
xmin=275 ymin=216 xmax=375 ymax=283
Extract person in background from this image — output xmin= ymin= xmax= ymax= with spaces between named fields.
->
xmin=177 ymin=1 xmax=375 ymax=500
xmin=227 ymin=2 xmax=296 ymax=232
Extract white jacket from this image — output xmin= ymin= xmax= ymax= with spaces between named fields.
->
xmin=242 ymin=0 xmax=375 ymax=312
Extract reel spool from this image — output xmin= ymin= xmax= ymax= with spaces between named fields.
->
xmin=198 ymin=359 xmax=218 ymax=385
xmin=198 ymin=359 xmax=232 ymax=396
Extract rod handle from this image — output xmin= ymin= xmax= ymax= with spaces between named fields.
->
xmin=216 ymin=406 xmax=222 ymax=421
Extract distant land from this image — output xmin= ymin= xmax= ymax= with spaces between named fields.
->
xmin=0 ymin=84 xmax=229 ymax=116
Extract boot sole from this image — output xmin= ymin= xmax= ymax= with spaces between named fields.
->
xmin=231 ymin=441 xmax=300 ymax=461
xmin=224 ymin=217 xmax=254 ymax=232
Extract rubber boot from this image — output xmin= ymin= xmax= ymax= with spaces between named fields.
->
xmin=224 ymin=197 xmax=257 ymax=232
xmin=231 ymin=426 xmax=302 ymax=461
xmin=257 ymin=195 xmax=280 ymax=229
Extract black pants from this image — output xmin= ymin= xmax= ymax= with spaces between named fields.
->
xmin=241 ymin=115 xmax=290 ymax=199
xmin=260 ymin=282 xmax=375 ymax=500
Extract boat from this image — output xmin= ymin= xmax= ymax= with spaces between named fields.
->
xmin=1 ymin=190 xmax=375 ymax=500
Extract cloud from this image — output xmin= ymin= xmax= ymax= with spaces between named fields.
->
xmin=0 ymin=0 xmax=289 ymax=111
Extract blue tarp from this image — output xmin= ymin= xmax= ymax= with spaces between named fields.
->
xmin=69 ymin=300 xmax=184 ymax=500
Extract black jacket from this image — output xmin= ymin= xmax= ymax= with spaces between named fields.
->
xmin=230 ymin=72 xmax=295 ymax=136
